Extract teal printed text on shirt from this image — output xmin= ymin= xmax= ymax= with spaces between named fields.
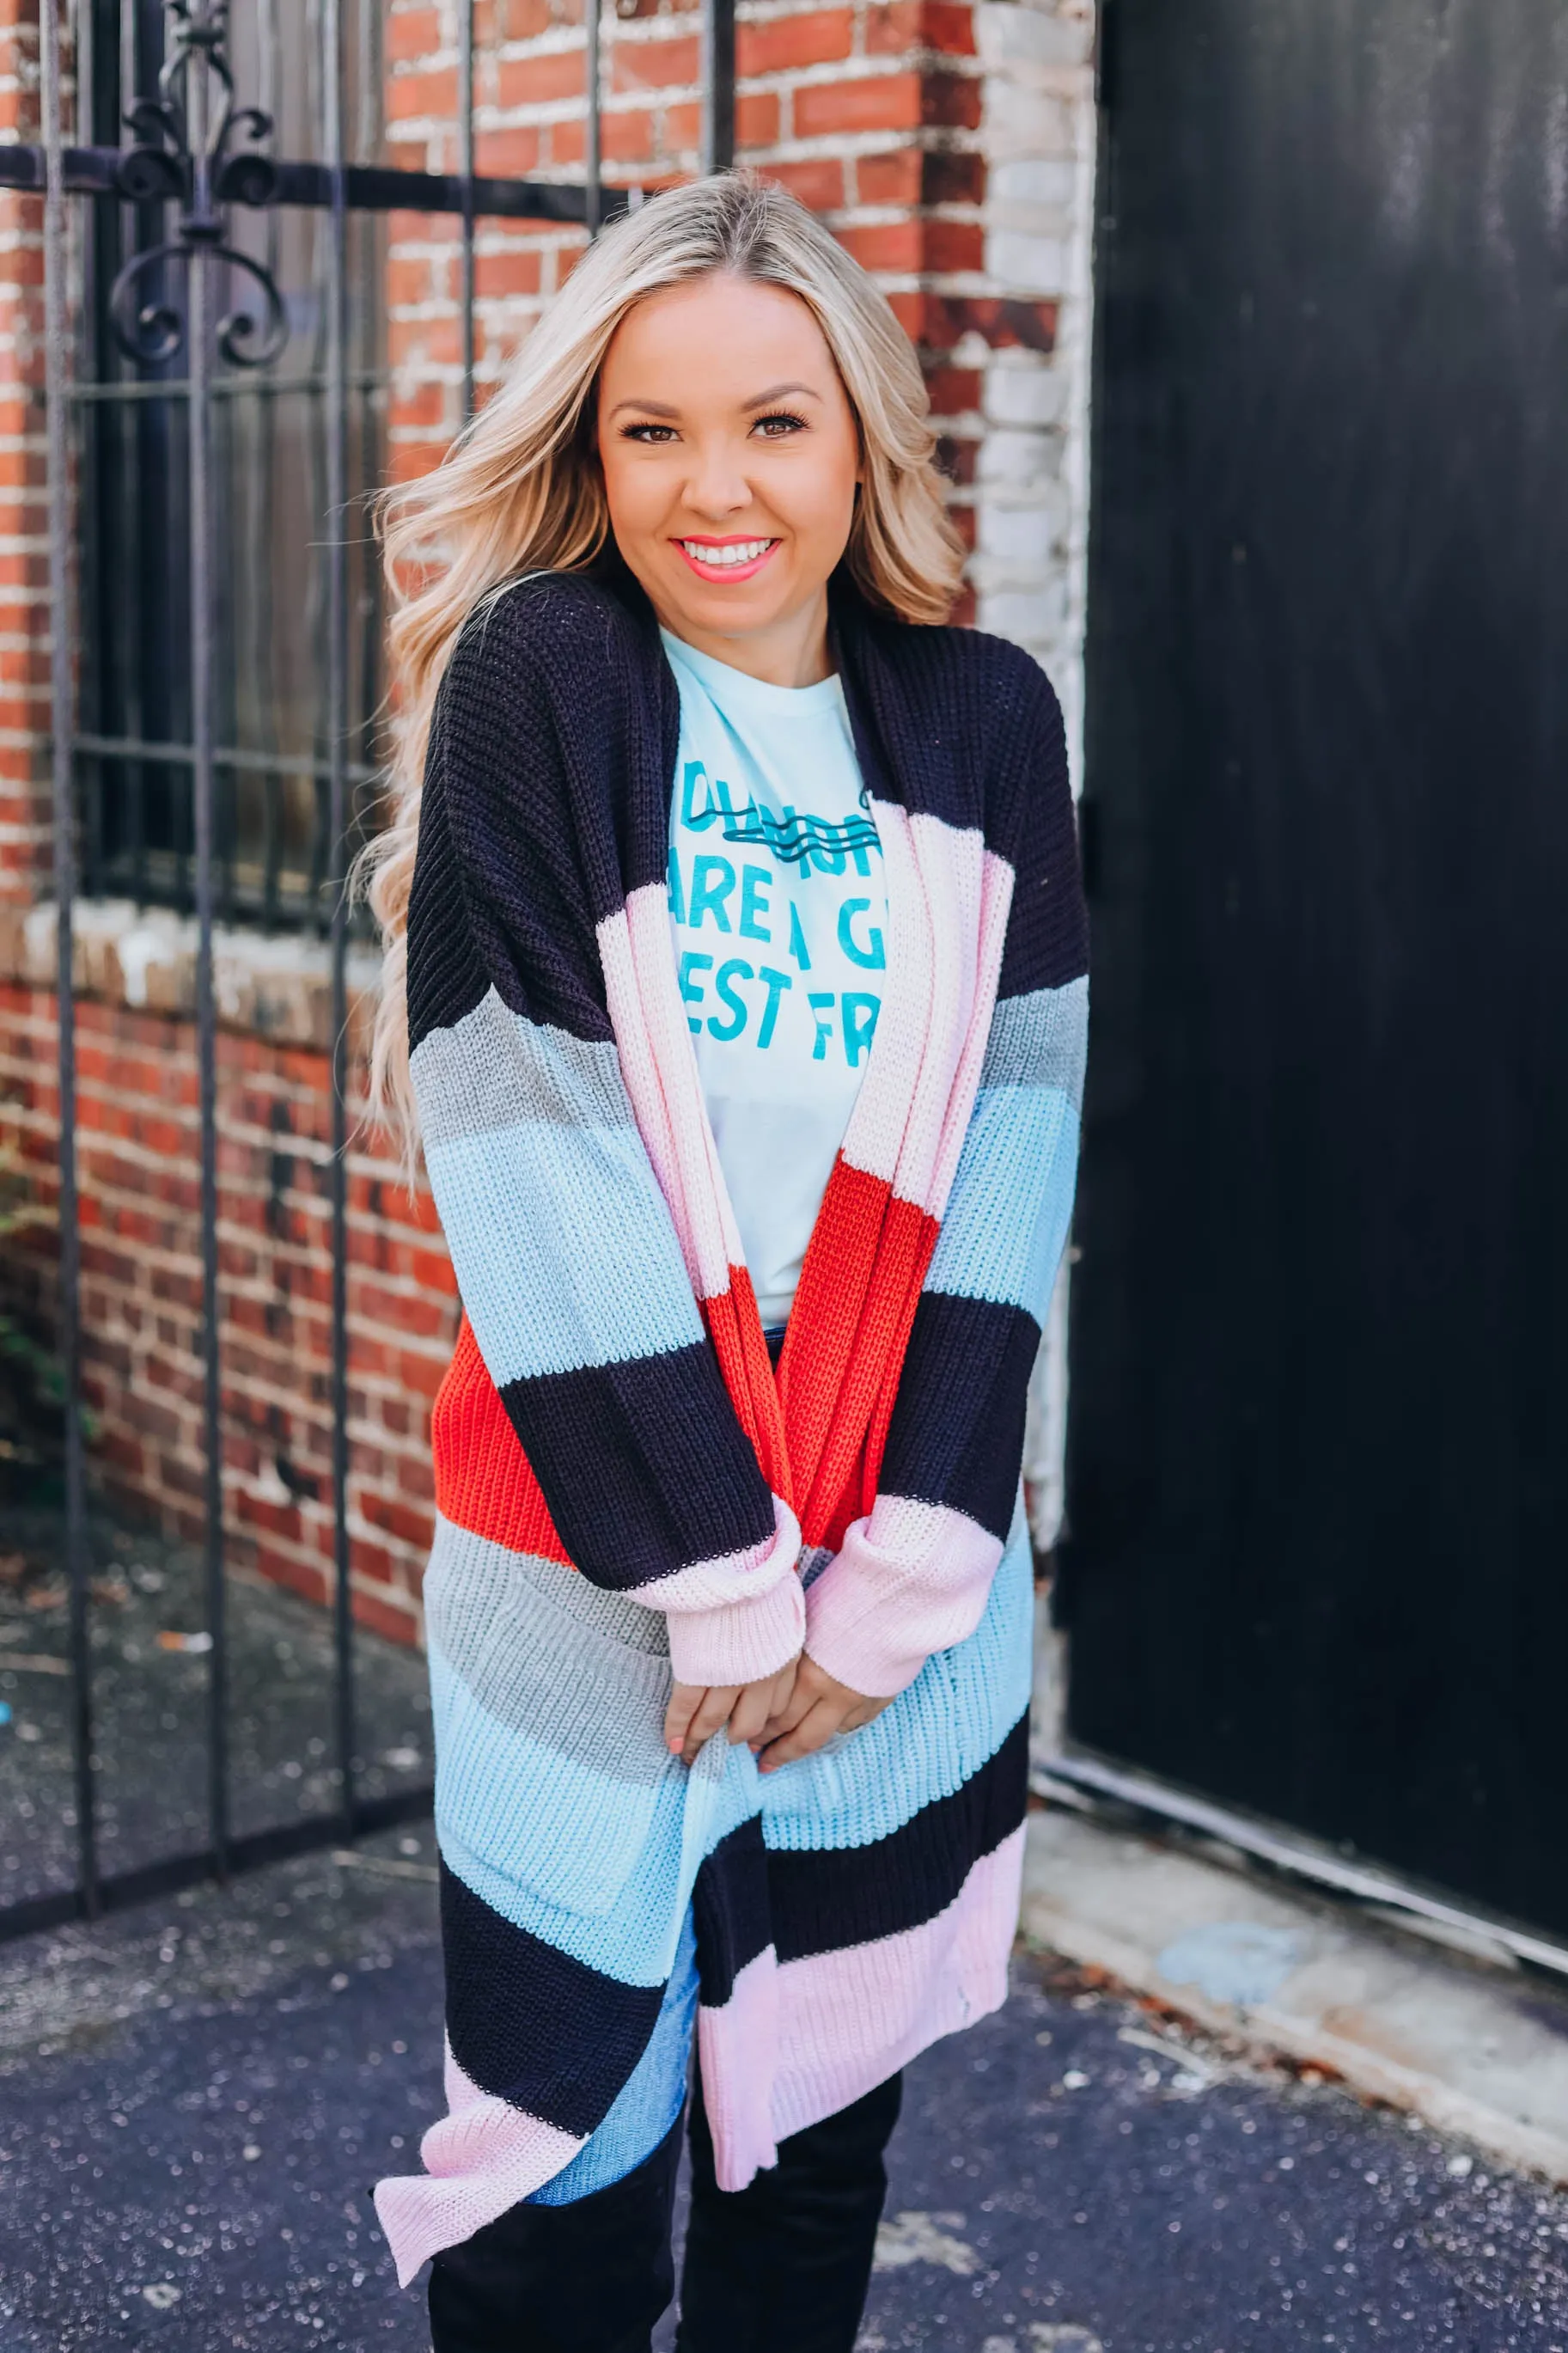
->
xmin=680 ymin=758 xmax=881 ymax=877
xmin=661 ymin=627 xmax=888 ymax=1326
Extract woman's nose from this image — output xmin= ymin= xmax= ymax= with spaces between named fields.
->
xmin=682 ymin=440 xmax=753 ymax=519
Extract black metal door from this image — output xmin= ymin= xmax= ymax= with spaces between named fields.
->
xmin=1065 ymin=0 xmax=1568 ymax=1934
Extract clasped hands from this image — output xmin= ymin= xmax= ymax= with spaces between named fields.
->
xmin=664 ymin=1653 xmax=889 ymax=1774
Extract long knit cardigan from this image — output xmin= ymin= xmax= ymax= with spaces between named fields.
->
xmin=373 ymin=568 xmax=1089 ymax=2284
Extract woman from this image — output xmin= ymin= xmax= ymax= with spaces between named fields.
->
xmin=364 ymin=172 xmax=1087 ymax=2353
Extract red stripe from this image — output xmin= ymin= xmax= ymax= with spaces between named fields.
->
xmin=431 ymin=1316 xmax=572 ymax=1565
xmin=703 ymin=1266 xmax=792 ymax=1502
xmin=796 ymin=1195 xmax=937 ymax=1549
xmin=777 ymin=1157 xmax=893 ymax=1505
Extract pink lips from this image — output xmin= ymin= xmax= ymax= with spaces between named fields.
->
xmin=673 ymin=536 xmax=780 ymax=584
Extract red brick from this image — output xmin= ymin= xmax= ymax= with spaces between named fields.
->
xmin=864 ymin=0 xmax=976 ymax=56
xmin=497 ymin=46 xmax=595 ymax=107
xmin=925 ymin=217 xmax=985 ymax=273
xmin=611 ymin=32 xmax=701 ymax=93
xmin=474 ymin=246 xmax=544 ymax=299
xmin=792 ymin=71 xmax=923 ymax=138
xmin=737 ymin=8 xmax=854 ymax=77
xmin=759 ymin=157 xmax=845 ymax=212
xmin=387 ymin=64 xmax=459 ymax=120
xmin=474 ymin=124 xmax=542 ymax=175
xmin=736 ymin=89 xmax=782 ymax=147
xmin=852 ymin=145 xmax=924 ymax=206
xmin=836 ymin=218 xmax=925 ymax=274
xmin=387 ymin=6 xmax=442 ymax=60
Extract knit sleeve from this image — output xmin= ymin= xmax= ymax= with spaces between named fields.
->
xmin=406 ymin=588 xmax=804 ymax=1689
xmin=802 ymin=656 xmax=1088 ymax=1697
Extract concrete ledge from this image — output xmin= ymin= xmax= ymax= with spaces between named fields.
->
xmin=0 ymin=898 xmax=381 ymax=1053
xmin=1022 ymin=1806 xmax=1568 ymax=2185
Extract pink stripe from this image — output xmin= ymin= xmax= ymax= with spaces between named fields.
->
xmin=595 ymin=905 xmax=692 ymax=1268
xmin=373 ymin=2038 xmax=584 ymax=2287
xmin=626 ymin=883 xmax=744 ymax=1293
xmin=801 ymin=1496 xmax=1004 ymax=1697
xmin=697 ymin=1946 xmax=781 ymax=2191
xmin=927 ymin=846 xmax=1013 ymax=1219
xmin=888 ymin=813 xmax=985 ymax=1215
xmin=770 ymin=1827 xmax=1026 ymax=2147
xmin=658 ymin=1495 xmax=807 ymax=1686
xmin=839 ymin=806 xmax=1005 ymax=1223
xmin=838 ymin=801 xmax=930 ymax=1186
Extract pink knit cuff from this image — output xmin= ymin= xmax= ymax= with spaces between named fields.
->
xmin=667 ymin=1568 xmax=805 ymax=1689
xmin=802 ymin=1500 xmax=1004 ymax=1699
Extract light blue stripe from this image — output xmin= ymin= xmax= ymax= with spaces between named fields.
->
xmin=528 ymin=1911 xmax=698 ymax=2204
xmin=760 ymin=1504 xmax=1034 ymax=1855
xmin=430 ymin=1630 xmax=677 ymax=1920
xmin=981 ymin=977 xmax=1089 ymax=1097
xmin=435 ymin=1667 xmax=758 ymax=1988
xmin=925 ymin=1085 xmax=1080 ymax=1317
xmin=424 ymin=1121 xmax=704 ymax=1382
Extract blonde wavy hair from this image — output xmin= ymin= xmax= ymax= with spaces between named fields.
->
xmin=360 ymin=169 xmax=966 ymax=1149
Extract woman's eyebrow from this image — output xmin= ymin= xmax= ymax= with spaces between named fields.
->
xmin=606 ymin=395 xmax=681 ymax=420
xmin=743 ymin=382 xmax=822 ymax=409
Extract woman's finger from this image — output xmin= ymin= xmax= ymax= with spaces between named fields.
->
xmin=757 ymin=1696 xmax=843 ymax=1773
xmin=727 ymin=1680 xmax=776 ymax=1748
xmin=664 ymin=1682 xmax=706 ymax=1755
xmin=684 ymin=1684 xmax=741 ymax=1758
xmin=756 ymin=1675 xmax=815 ymax=1746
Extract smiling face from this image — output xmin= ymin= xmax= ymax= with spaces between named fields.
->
xmin=594 ymin=273 xmax=863 ymax=688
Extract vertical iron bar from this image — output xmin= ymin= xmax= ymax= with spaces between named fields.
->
xmin=41 ymin=0 xmax=98 ymax=1919
xmin=186 ymin=40 xmax=228 ymax=1880
xmin=584 ymin=0 xmax=601 ymax=236
xmin=458 ymin=0 xmax=475 ymax=418
xmin=323 ymin=0 xmax=356 ymax=1838
xmin=118 ymin=0 xmax=145 ymax=900
xmin=700 ymin=0 xmax=734 ymax=173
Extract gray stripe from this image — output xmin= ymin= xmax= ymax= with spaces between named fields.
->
xmin=412 ymin=987 xmax=635 ymax=1146
xmin=981 ymin=975 xmax=1089 ymax=1103
xmin=425 ymin=1518 xmax=675 ymax=1788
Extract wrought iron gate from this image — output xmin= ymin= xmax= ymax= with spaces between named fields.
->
xmin=2 ymin=0 xmax=737 ymax=1941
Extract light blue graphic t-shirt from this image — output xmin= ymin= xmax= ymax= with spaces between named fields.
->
xmin=662 ymin=629 xmax=888 ymax=1328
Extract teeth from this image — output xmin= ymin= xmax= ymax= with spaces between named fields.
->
xmin=681 ymin=539 xmax=773 ymax=567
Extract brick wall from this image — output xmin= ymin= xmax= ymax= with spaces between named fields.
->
xmin=0 ymin=0 xmax=48 ymax=906
xmin=0 ymin=1 xmax=1098 ymax=1637
xmin=1 ymin=908 xmax=456 ymax=1646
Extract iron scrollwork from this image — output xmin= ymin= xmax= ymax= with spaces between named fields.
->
xmin=108 ymin=1 xmax=288 ymax=370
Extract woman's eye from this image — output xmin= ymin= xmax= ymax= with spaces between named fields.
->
xmin=620 ymin=423 xmax=678 ymax=443
xmin=752 ymin=412 xmax=808 ymax=438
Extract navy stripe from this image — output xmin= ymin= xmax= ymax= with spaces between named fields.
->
xmin=879 ymin=1292 xmax=1040 ymax=1542
xmin=768 ymin=1715 xmax=1028 ymax=1962
xmin=692 ymin=1816 xmax=772 ymax=2008
xmin=406 ymin=763 xmax=492 ymax=1055
xmin=498 ymin=1342 xmax=778 ymax=1594
xmin=442 ymin=1861 xmax=664 ymax=2136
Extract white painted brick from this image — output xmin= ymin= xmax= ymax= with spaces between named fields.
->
xmin=991 ymin=156 xmax=1078 ymax=210
xmin=984 ymin=80 xmax=1078 ymax=160
xmin=976 ymin=3 xmax=1095 ymax=75
xmin=984 ymin=360 xmax=1067 ymax=429
xmin=986 ymin=227 xmax=1069 ymax=294
xmin=975 ymin=506 xmax=1051 ymax=568
xmin=978 ymin=425 xmax=1064 ymax=489
xmin=977 ymin=581 xmax=1069 ymax=645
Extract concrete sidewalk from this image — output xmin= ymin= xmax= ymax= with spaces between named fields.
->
xmin=1022 ymin=1802 xmax=1568 ymax=2189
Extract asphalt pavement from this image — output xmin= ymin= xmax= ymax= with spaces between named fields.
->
xmin=3 ymin=1824 xmax=1567 ymax=2351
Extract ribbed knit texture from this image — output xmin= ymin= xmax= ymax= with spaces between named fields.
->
xmin=372 ymin=571 xmax=1088 ymax=2287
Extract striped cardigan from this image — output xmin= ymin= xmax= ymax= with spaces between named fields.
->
xmin=374 ymin=570 xmax=1089 ymax=2283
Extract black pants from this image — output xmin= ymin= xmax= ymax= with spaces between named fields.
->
xmin=427 ymin=2070 xmax=902 ymax=2353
